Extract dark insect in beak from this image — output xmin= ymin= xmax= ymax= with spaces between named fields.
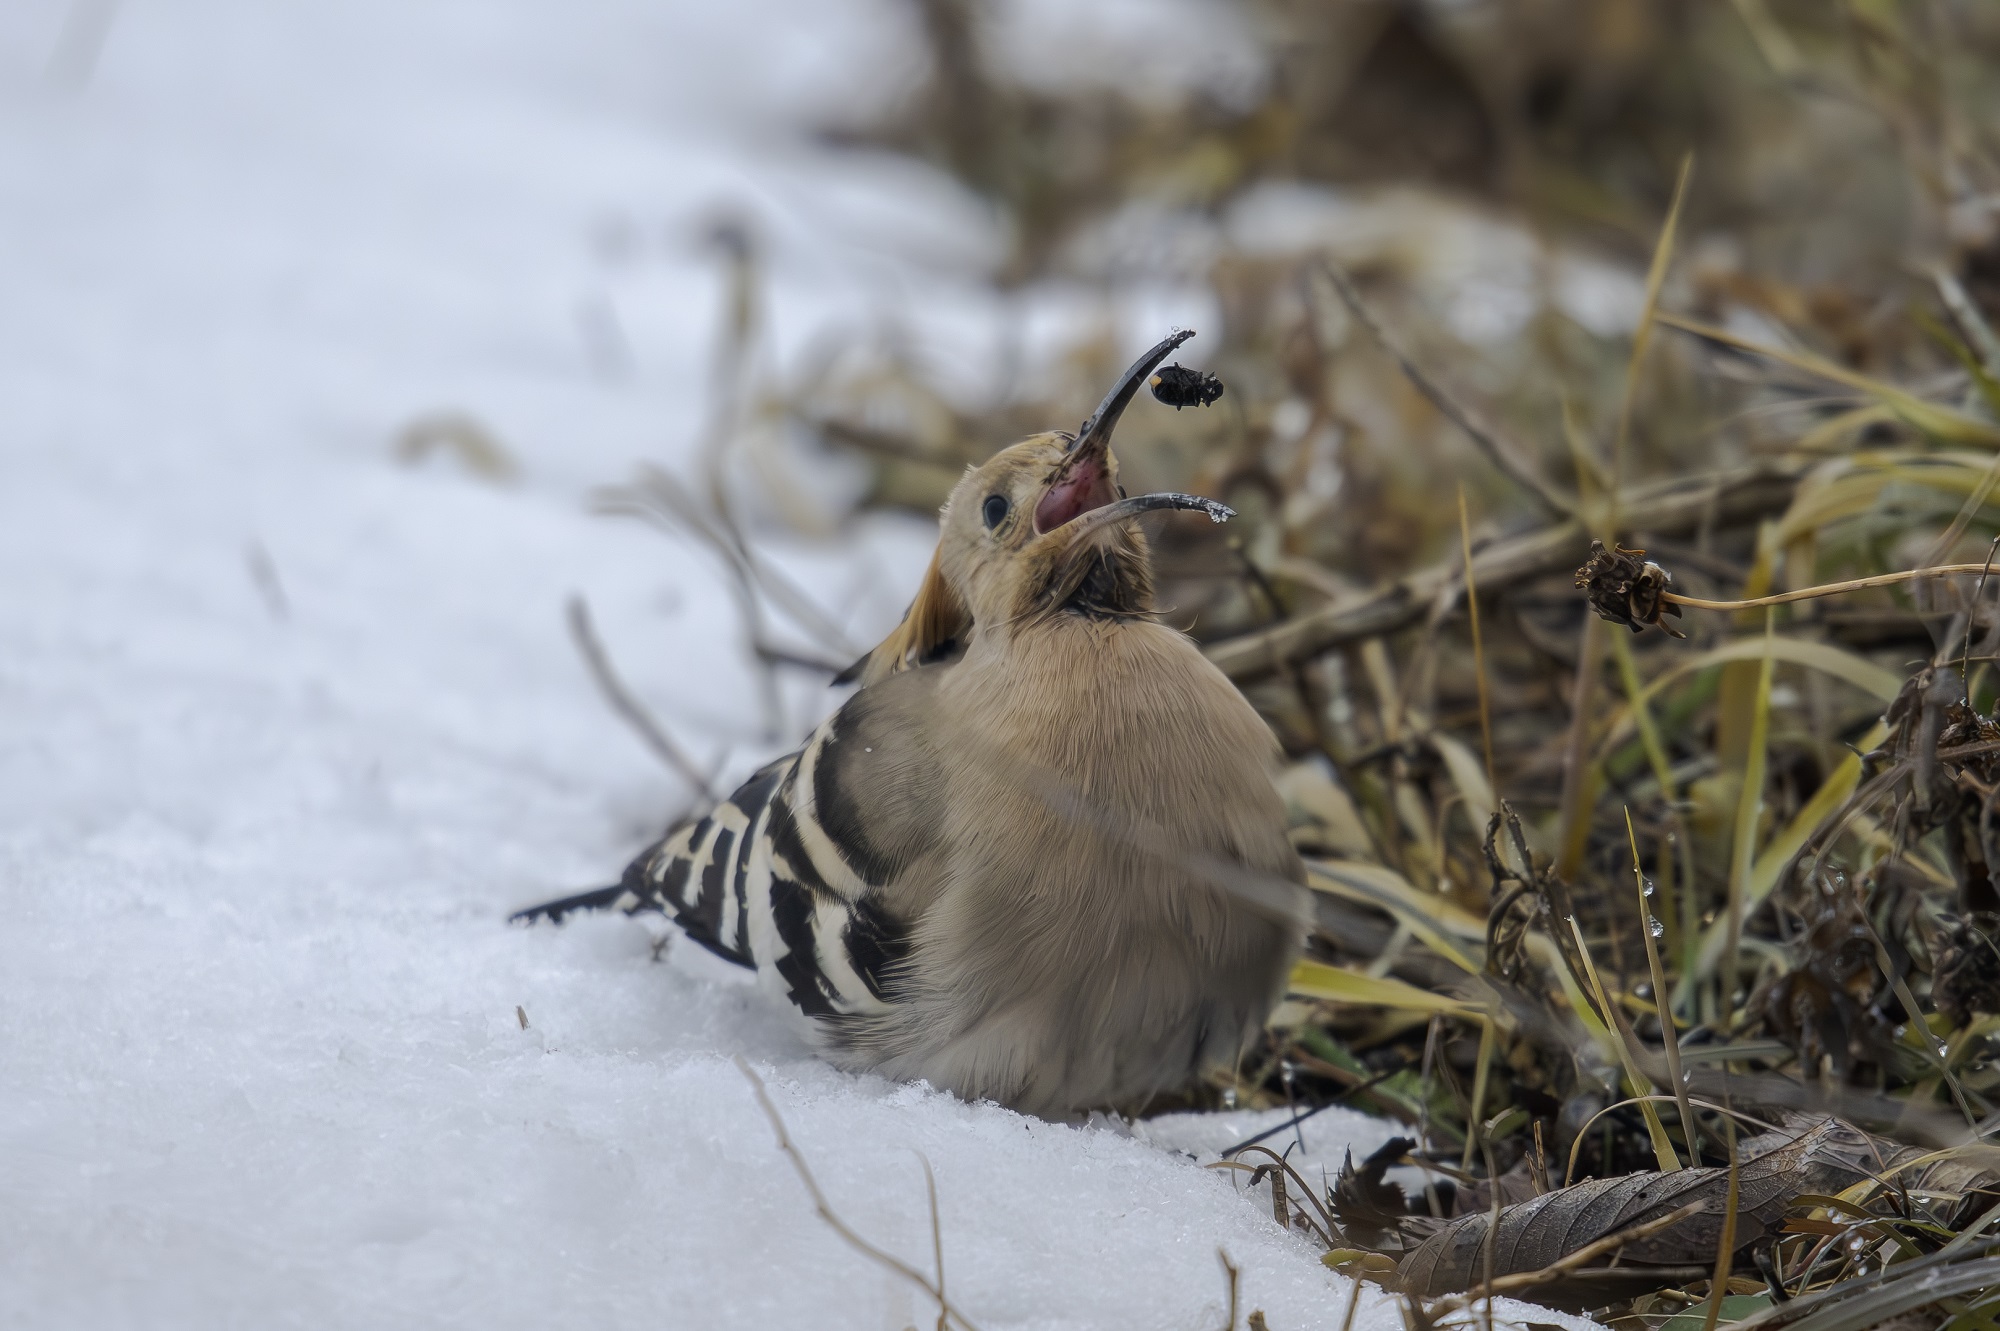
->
xmin=1065 ymin=328 xmax=1197 ymax=458
xmin=1037 ymin=329 xmax=1202 ymax=534
xmin=1149 ymin=364 xmax=1225 ymax=410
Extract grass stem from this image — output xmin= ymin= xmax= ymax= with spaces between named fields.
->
xmin=1627 ymin=808 xmax=1699 ymax=1163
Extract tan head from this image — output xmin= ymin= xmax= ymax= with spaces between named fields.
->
xmin=847 ymin=331 xmax=1232 ymax=686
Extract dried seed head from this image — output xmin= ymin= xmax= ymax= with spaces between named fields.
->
xmin=1574 ymin=540 xmax=1686 ymax=638
xmin=1149 ymin=363 xmax=1225 ymax=409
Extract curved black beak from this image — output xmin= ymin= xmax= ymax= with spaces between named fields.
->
xmin=1068 ymin=328 xmax=1196 ymax=459
xmin=1056 ymin=491 xmax=1235 ymax=547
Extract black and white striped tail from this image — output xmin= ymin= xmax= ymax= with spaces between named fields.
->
xmin=507 ymin=883 xmax=632 ymax=926
xmin=510 ymin=757 xmax=789 ymax=969
xmin=511 ymin=731 xmax=911 ymax=1022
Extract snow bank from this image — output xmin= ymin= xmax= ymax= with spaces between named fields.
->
xmin=0 ymin=1 xmax=1586 ymax=1325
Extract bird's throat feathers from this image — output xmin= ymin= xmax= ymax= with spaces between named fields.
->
xmin=1012 ymin=526 xmax=1155 ymax=625
xmin=848 ymin=510 xmax=1156 ymax=686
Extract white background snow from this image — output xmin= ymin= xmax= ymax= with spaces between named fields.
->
xmin=0 ymin=2 xmax=1591 ymax=1326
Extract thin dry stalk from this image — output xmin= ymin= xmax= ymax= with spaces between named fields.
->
xmin=1458 ymin=486 xmax=1496 ymax=794
xmin=1627 ymin=809 xmax=1699 ymax=1162
xmin=1337 ymin=1272 xmax=1365 ymax=1331
xmin=1570 ymin=916 xmax=1681 ymax=1171
xmin=1459 ymin=1018 xmax=1495 ymax=1174
xmin=1665 ymin=563 xmax=2000 ymax=611
xmin=1209 ymin=1146 xmax=1338 ymax=1246
xmin=1207 ymin=460 xmax=1806 ymax=681
xmin=1961 ymin=535 xmax=2000 ymax=685
xmin=1609 ymin=152 xmax=1694 ymax=508
xmin=918 ymin=1151 xmax=947 ymax=1331
xmin=1552 ymin=169 xmax=1691 ymax=878
xmin=1320 ymin=260 xmax=1573 ymax=520
xmin=1919 ymin=451 xmax=2000 ymax=569
xmin=1723 ymin=612 xmax=1776 ymax=1010
xmin=735 ymin=1057 xmax=980 ymax=1331
xmin=1562 ymin=1097 xmax=1782 ymax=1186
xmin=566 ymin=596 xmax=718 ymax=802
xmin=596 ymin=464 xmax=854 ymax=732
xmin=1417 ymin=1015 xmax=1445 ymax=1218
xmin=1699 ymin=1125 xmax=1740 ymax=1331
xmin=1932 ymin=265 xmax=2000 ymax=377
xmin=1477 ymin=1137 xmax=1500 ymax=1331
xmin=1553 ymin=614 xmax=1605 ymax=878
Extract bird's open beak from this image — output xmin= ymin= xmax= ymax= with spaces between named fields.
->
xmin=1033 ymin=329 xmax=1196 ymax=535
xmin=1058 ymin=491 xmax=1235 ymax=546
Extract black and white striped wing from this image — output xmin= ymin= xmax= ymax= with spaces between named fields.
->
xmin=612 ymin=756 xmax=787 ymax=969
xmin=613 ymin=670 xmax=944 ymax=1024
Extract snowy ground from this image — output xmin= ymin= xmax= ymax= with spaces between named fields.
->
xmin=0 ymin=3 xmax=1588 ymax=1326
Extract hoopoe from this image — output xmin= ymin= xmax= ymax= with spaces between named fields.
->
xmin=516 ymin=331 xmax=1308 ymax=1118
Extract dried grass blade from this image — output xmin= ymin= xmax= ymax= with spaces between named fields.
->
xmin=1698 ymin=1126 xmax=1740 ymax=1331
xmin=1628 ymin=809 xmax=1698 ymax=1163
xmin=1729 ymin=1257 xmax=2000 ymax=1331
xmin=1288 ymin=959 xmax=1480 ymax=1016
xmin=1431 ymin=733 xmax=1497 ymax=844
xmin=1932 ymin=264 xmax=2000 ymax=380
xmin=1528 ymin=932 xmax=1615 ymax=1051
xmin=1598 ymin=637 xmax=1900 ymax=774
xmin=1460 ymin=1017 xmax=1495 ymax=1173
xmin=1796 ymin=402 xmax=1894 ymax=452
xmin=1687 ymin=721 xmax=1887 ymax=988
xmin=1656 ymin=311 xmax=2000 ymax=446
xmin=1336 ymin=1275 xmax=1365 ymax=1331
xmin=1667 ymin=562 xmax=2000 ymax=612
xmin=1609 ymin=629 xmax=1677 ymax=799
xmin=1611 ymin=152 xmax=1693 ymax=500
xmin=917 ymin=1151 xmax=947 ymax=1331
xmin=1555 ymin=615 xmax=1607 ymax=879
xmin=1919 ymin=448 xmax=2000 ymax=568
xmin=1305 ymin=862 xmax=1484 ymax=973
xmin=1569 ymin=916 xmax=1680 ymax=1171
xmin=1458 ymin=485 xmax=1497 ymax=795
xmin=1721 ymin=612 xmax=1777 ymax=1009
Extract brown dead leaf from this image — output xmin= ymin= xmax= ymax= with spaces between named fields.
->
xmin=1397 ymin=1119 xmax=1888 ymax=1297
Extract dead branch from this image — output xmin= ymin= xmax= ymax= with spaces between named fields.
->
xmin=1206 ymin=459 xmax=1809 ymax=682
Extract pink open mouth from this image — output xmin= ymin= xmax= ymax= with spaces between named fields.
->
xmin=1033 ymin=454 xmax=1117 ymax=534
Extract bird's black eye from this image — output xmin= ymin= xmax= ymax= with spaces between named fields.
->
xmin=982 ymin=494 xmax=1010 ymax=529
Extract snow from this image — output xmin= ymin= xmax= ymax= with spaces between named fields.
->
xmin=0 ymin=2 xmax=1589 ymax=1327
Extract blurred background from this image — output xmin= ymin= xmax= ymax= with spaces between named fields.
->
xmin=11 ymin=0 xmax=1998 ymax=772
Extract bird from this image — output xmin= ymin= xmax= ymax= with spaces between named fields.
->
xmin=515 ymin=330 xmax=1309 ymax=1119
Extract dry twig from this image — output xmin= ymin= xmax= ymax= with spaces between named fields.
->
xmin=1207 ymin=461 xmax=1807 ymax=681
xmin=1321 ymin=261 xmax=1574 ymax=520
xmin=735 ymin=1057 xmax=980 ymax=1331
xmin=566 ymin=596 xmax=719 ymax=802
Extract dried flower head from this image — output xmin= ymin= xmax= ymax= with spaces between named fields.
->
xmin=1574 ymin=540 xmax=1685 ymax=638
